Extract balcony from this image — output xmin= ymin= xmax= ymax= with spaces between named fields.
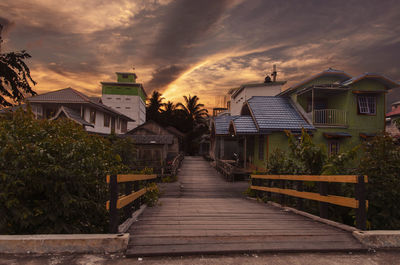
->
xmin=313 ymin=109 xmax=347 ymax=127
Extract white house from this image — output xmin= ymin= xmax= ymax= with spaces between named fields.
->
xmin=101 ymin=72 xmax=147 ymax=131
xmin=26 ymin=87 xmax=133 ymax=135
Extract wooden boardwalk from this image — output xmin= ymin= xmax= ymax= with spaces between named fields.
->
xmin=127 ymin=157 xmax=365 ymax=257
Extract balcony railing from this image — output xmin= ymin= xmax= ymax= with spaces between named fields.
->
xmin=313 ymin=109 xmax=347 ymax=127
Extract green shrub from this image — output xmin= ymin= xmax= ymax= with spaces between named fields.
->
xmin=0 ymin=109 xmax=122 ymax=234
xmin=143 ymin=182 xmax=160 ymax=207
xmin=358 ymin=133 xmax=400 ymax=229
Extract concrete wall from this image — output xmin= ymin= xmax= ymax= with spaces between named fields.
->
xmin=102 ymin=94 xmax=146 ymax=131
xmin=230 ymin=85 xmax=282 ymax=115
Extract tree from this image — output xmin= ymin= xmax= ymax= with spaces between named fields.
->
xmin=0 ymin=24 xmax=36 ymax=107
xmin=161 ymin=101 xmax=176 ymax=126
xmin=177 ymin=95 xmax=209 ymax=154
xmin=146 ymin=91 xmax=164 ymax=122
xmin=176 ymin=95 xmax=208 ymax=126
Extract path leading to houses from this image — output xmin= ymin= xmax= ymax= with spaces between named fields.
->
xmin=127 ymin=157 xmax=365 ymax=257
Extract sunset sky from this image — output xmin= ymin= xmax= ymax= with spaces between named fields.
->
xmin=1 ymin=0 xmax=400 ymax=109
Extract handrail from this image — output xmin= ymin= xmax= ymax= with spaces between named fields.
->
xmin=107 ymin=173 xmax=157 ymax=233
xmin=313 ymin=109 xmax=347 ymax=126
xmin=250 ymin=174 xmax=368 ymax=230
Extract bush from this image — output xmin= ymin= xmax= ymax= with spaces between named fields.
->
xmin=358 ymin=133 xmax=400 ymax=229
xmin=0 ymin=109 xmax=122 ymax=234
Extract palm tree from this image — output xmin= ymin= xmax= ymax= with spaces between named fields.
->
xmin=176 ymin=95 xmax=208 ymax=125
xmin=177 ymin=95 xmax=209 ymax=154
xmin=146 ymin=91 xmax=164 ymax=122
xmin=161 ymin=101 xmax=176 ymax=126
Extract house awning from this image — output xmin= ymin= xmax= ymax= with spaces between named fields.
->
xmin=359 ymin=132 xmax=376 ymax=139
xmin=323 ymin=132 xmax=352 ymax=139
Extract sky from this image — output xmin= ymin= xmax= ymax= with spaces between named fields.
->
xmin=1 ymin=0 xmax=400 ymax=109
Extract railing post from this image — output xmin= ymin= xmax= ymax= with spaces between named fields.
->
xmin=319 ymin=182 xmax=328 ymax=219
xmin=134 ymin=181 xmax=140 ymax=211
xmin=356 ymin=175 xmax=367 ymax=230
xmin=280 ymin=179 xmax=285 ymax=205
xmin=124 ymin=182 xmax=133 ymax=218
xmin=297 ymin=181 xmax=303 ymax=210
xmin=109 ymin=174 xmax=119 ymax=233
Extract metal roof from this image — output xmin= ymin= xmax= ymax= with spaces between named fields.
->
xmin=247 ymin=96 xmax=314 ymax=131
xmin=50 ymin=106 xmax=93 ymax=127
xmin=214 ymin=115 xmax=238 ymax=135
xmin=26 ymin=87 xmax=133 ymax=121
xmin=126 ymin=135 xmax=174 ymax=144
xmin=279 ymin=68 xmax=351 ymax=96
xmin=231 ymin=116 xmax=258 ymax=134
xmin=341 ymin=73 xmax=400 ymax=89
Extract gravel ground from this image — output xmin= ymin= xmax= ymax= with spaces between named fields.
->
xmin=1 ymin=250 xmax=400 ymax=265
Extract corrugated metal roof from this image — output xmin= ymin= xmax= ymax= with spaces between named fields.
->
xmin=247 ymin=96 xmax=314 ymax=131
xmin=214 ymin=115 xmax=238 ymax=135
xmin=50 ymin=106 xmax=93 ymax=127
xmin=341 ymin=73 xmax=400 ymax=89
xmin=231 ymin=116 xmax=258 ymax=134
xmin=27 ymin=87 xmax=89 ymax=103
xmin=126 ymin=135 xmax=174 ymax=144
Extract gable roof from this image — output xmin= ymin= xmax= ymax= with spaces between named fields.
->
xmin=279 ymin=68 xmax=351 ymax=96
xmin=26 ymin=87 xmax=133 ymax=121
xmin=245 ymin=96 xmax=314 ymax=132
xmin=229 ymin=116 xmax=258 ymax=135
xmin=124 ymin=135 xmax=174 ymax=144
xmin=341 ymin=73 xmax=400 ymax=89
xmin=50 ymin=106 xmax=93 ymax=127
xmin=213 ymin=115 xmax=239 ymax=135
xmin=126 ymin=120 xmax=173 ymax=136
xmin=166 ymin=126 xmax=185 ymax=138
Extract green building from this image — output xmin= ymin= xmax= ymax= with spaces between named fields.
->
xmin=210 ymin=68 xmax=399 ymax=171
xmin=101 ymin=72 xmax=147 ymax=131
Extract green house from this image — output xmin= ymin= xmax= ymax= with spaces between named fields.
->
xmin=210 ymin=69 xmax=399 ymax=171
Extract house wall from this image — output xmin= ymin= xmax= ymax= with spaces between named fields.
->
xmin=82 ymin=107 xmax=127 ymax=135
xmin=230 ymin=85 xmax=282 ymax=115
xmin=101 ymin=94 xmax=146 ymax=131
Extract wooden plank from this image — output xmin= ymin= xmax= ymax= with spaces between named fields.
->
xmin=106 ymin=174 xmax=157 ymax=183
xmin=251 ymin=174 xmax=368 ymax=183
xmin=106 ymin=185 xmax=158 ymax=210
xmin=251 ymin=185 xmax=369 ymax=209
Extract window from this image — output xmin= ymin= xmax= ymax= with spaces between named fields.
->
xmin=357 ymin=95 xmax=376 ymax=115
xmin=126 ymin=107 xmax=131 ymax=109
xmin=126 ymin=98 xmax=131 ymax=101
xmin=328 ymin=141 xmax=340 ymax=156
xmin=122 ymin=74 xmax=128 ymax=78
xmin=90 ymin=109 xmax=96 ymax=124
xmin=121 ymin=120 xmax=127 ymax=133
xmin=104 ymin=113 xmax=110 ymax=127
xmin=259 ymin=136 xmax=264 ymax=160
xmin=117 ymin=118 xmax=120 ymax=129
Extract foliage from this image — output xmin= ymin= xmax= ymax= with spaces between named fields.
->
xmin=0 ymin=24 xmax=36 ymax=107
xmin=143 ymin=182 xmax=160 ymax=207
xmin=107 ymin=134 xmax=137 ymax=172
xmin=0 ymin=108 xmax=122 ymax=234
xmin=161 ymin=174 xmax=178 ymax=183
xmin=358 ymin=132 xmax=400 ymax=229
xmin=146 ymin=91 xmax=164 ymax=123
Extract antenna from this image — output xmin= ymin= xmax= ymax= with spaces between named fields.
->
xmin=271 ymin=64 xmax=277 ymax=82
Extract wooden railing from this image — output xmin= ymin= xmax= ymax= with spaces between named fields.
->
xmin=169 ymin=154 xmax=184 ymax=176
xmin=313 ymin=109 xmax=347 ymax=126
xmin=251 ymin=174 xmax=368 ymax=230
xmin=106 ymin=174 xmax=157 ymax=233
xmin=216 ymin=159 xmax=235 ymax=181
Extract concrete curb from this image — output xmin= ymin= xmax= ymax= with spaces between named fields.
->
xmin=245 ymin=197 xmax=358 ymax=233
xmin=118 ymin=205 xmax=147 ymax=233
xmin=353 ymin=231 xmax=400 ymax=248
xmin=0 ymin=233 xmax=129 ymax=254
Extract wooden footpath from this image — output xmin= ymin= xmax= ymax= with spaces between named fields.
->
xmin=126 ymin=156 xmax=365 ymax=257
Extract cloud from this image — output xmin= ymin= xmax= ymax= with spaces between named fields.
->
xmin=0 ymin=0 xmax=399 ymax=109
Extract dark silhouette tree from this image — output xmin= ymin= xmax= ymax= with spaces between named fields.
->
xmin=177 ymin=95 xmax=209 ymax=154
xmin=161 ymin=101 xmax=176 ymax=126
xmin=0 ymin=24 xmax=36 ymax=107
xmin=146 ymin=91 xmax=164 ymax=122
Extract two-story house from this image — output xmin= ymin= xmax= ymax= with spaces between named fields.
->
xmin=26 ymin=87 xmax=133 ymax=135
xmin=211 ymin=68 xmax=399 ymax=170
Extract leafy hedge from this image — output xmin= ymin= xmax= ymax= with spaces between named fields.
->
xmin=0 ymin=109 xmax=122 ymax=234
xmin=264 ymin=129 xmax=400 ymax=229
